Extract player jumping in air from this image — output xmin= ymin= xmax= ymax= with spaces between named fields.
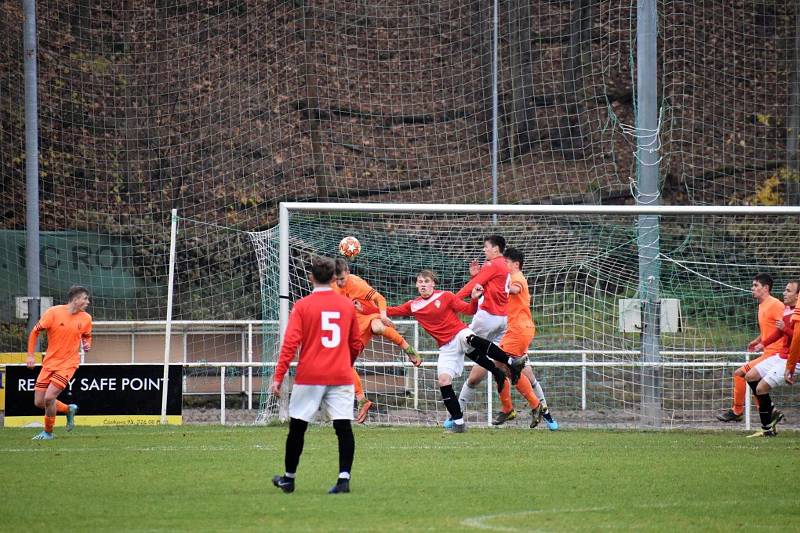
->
xmin=387 ymin=270 xmax=509 ymax=432
xmin=271 ymin=256 xmax=364 ymax=494
xmin=717 ymin=273 xmax=784 ymax=423
xmin=467 ymin=247 xmax=558 ymax=429
xmin=333 ymin=258 xmax=422 ymax=423
xmin=26 ymin=285 xmax=92 ymax=440
xmin=451 ymin=235 xmax=511 ymax=419
xmin=744 ymin=280 xmax=798 ymax=437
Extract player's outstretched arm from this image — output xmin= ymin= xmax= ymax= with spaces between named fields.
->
xmin=455 ymin=261 xmax=501 ymax=299
xmin=386 ymin=301 xmax=412 ymax=318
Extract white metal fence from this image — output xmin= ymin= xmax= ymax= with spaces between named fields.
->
xmin=83 ymin=320 xmax=772 ymax=428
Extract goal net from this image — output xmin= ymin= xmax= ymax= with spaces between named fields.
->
xmin=250 ymin=204 xmax=800 ymax=429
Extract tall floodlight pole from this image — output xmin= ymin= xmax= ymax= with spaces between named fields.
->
xmin=23 ymin=0 xmax=41 ymax=336
xmin=636 ymin=0 xmax=662 ymax=428
xmin=491 ymin=0 xmax=499 ymax=224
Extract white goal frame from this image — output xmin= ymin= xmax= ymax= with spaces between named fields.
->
xmin=276 ymin=202 xmax=800 ymax=427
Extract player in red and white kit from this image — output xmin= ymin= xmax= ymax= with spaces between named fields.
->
xmin=744 ymin=280 xmax=798 ymax=437
xmin=270 ymin=257 xmax=365 ymax=494
xmin=387 ymin=269 xmax=508 ymax=432
xmin=453 ymin=235 xmax=514 ymax=416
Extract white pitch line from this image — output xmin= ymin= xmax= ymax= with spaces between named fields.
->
xmin=461 ymin=501 xmax=757 ymax=532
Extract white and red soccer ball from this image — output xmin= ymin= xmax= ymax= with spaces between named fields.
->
xmin=339 ymin=236 xmax=361 ymax=258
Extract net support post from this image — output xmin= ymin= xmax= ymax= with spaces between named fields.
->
xmin=23 ymin=0 xmax=41 ymax=341
xmin=247 ymin=323 xmax=253 ymax=410
xmin=744 ymin=352 xmax=751 ymax=431
xmin=220 ymin=366 xmax=226 ymax=426
xmin=160 ymin=209 xmax=178 ymax=424
xmin=490 ymin=0 xmax=499 ymax=224
xmin=279 ymin=203 xmax=290 ymax=342
xmin=636 ymin=0 xmax=662 ymax=428
xmin=581 ymin=352 xmax=587 ymax=411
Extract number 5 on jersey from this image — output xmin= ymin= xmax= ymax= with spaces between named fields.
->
xmin=321 ymin=311 xmax=341 ymax=348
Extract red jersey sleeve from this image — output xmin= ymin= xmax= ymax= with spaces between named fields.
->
xmin=274 ymin=304 xmax=304 ymax=385
xmin=387 ymin=300 xmax=413 ymax=317
xmin=450 ymin=292 xmax=479 ymax=315
xmin=456 ymin=262 xmax=501 ymax=299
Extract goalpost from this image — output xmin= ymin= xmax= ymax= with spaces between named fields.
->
xmin=243 ymin=202 xmax=800 ymax=429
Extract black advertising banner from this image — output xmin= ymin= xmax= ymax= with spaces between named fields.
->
xmin=4 ymin=365 xmax=182 ymax=426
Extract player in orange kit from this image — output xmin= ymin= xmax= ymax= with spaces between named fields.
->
xmin=333 ymin=259 xmax=421 ymax=423
xmin=717 ymin=274 xmax=784 ymax=422
xmin=744 ymin=280 xmax=798 ymax=437
xmin=26 ymin=286 xmax=92 ymax=440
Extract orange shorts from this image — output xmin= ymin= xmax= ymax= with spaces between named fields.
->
xmin=357 ymin=313 xmax=380 ymax=346
xmin=35 ymin=366 xmax=77 ymax=391
xmin=500 ymin=328 xmax=535 ymax=358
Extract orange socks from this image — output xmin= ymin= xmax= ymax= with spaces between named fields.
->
xmin=55 ymin=400 xmax=69 ymax=414
xmin=732 ymin=374 xmax=746 ymax=415
xmin=516 ymin=375 xmax=540 ymax=409
xmin=381 ymin=326 xmax=406 ymax=348
xmin=499 ymin=378 xmax=514 ymax=413
xmin=44 ymin=415 xmax=55 ymax=433
xmin=352 ymin=369 xmax=365 ymax=400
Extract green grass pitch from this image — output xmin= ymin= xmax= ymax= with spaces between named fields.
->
xmin=1 ymin=425 xmax=798 ymax=531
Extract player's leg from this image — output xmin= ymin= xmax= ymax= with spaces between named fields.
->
xmin=493 ymin=376 xmax=517 ymax=425
xmin=439 ymin=371 xmax=466 ymax=431
xmin=32 ymin=368 xmax=56 ymax=440
xmin=511 ymin=373 xmax=542 ymax=428
xmin=354 ymin=328 xmax=373 ymax=424
xmin=720 ymin=353 xmax=769 ymax=422
xmin=352 ymin=369 xmax=372 ymax=424
xmin=52 ymin=368 xmax=78 ymax=430
xmin=273 ymin=385 xmax=322 ymax=492
xmin=371 ymin=318 xmax=422 ymax=365
xmin=522 ymin=366 xmax=558 ymax=430
xmin=41 ymin=383 xmax=64 ymax=439
xmin=437 ymin=339 xmax=467 ymax=431
xmin=462 ymin=337 xmax=507 ymax=392
xmin=746 ymin=358 xmax=786 ymax=437
xmin=457 ymin=365 xmax=488 ymax=417
xmin=325 ymin=385 xmax=356 ymax=493
xmin=467 ymin=334 xmax=527 ymax=382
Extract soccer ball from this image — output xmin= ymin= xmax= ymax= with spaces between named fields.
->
xmin=339 ymin=236 xmax=361 ymax=258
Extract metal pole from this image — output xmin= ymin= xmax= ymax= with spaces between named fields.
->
xmin=220 ymin=366 xmax=226 ymax=425
xmin=279 ymin=204 xmax=290 ymax=341
xmin=636 ymin=0 xmax=662 ymax=428
xmin=23 ymin=0 xmax=41 ymax=337
xmin=581 ymin=352 xmax=587 ymax=411
xmin=247 ymin=323 xmax=253 ymax=410
xmin=491 ymin=0 xmax=499 ymax=224
xmin=160 ymin=209 xmax=178 ymax=424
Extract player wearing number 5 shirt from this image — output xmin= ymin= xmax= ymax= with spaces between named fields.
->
xmin=270 ymin=257 xmax=364 ymax=494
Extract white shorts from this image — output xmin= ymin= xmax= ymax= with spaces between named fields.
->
xmin=437 ymin=328 xmax=474 ymax=379
xmin=754 ymin=356 xmax=795 ymax=389
xmin=288 ymin=384 xmax=355 ymax=422
xmin=469 ymin=309 xmax=507 ymax=344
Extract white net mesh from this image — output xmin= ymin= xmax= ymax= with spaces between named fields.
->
xmin=249 ymin=206 xmax=800 ymax=428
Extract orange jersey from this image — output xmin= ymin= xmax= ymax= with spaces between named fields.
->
xmin=758 ymin=295 xmax=784 ymax=357
xmin=506 ymin=271 xmax=535 ymax=335
xmin=331 ymin=274 xmax=386 ymax=314
xmin=27 ymin=304 xmax=92 ymax=370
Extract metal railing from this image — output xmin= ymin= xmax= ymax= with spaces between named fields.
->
xmin=88 ymin=320 xmax=762 ymax=428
